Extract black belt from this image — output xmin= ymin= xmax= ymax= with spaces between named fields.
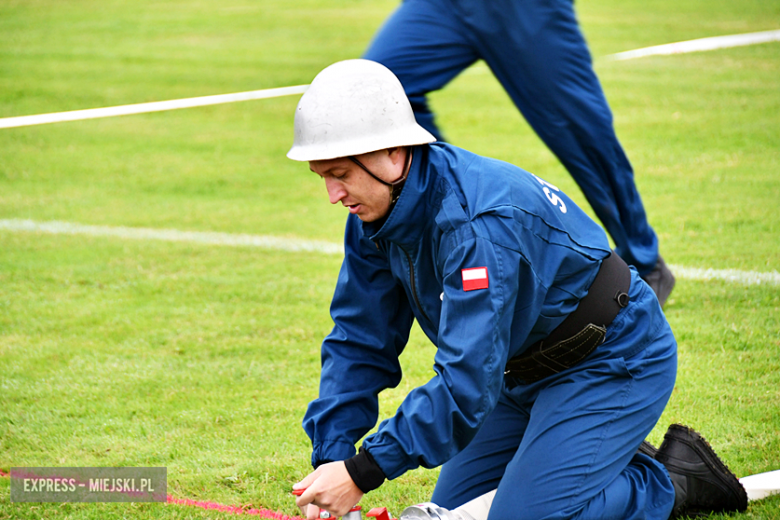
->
xmin=504 ymin=252 xmax=631 ymax=384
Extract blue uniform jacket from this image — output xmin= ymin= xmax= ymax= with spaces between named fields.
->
xmin=303 ymin=143 xmax=612 ymax=480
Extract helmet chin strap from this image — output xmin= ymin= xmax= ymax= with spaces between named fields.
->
xmin=349 ymin=148 xmax=413 ymax=205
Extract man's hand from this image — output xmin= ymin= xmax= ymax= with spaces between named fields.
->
xmin=298 ymin=504 xmax=322 ymax=520
xmin=293 ymin=461 xmax=364 ymax=519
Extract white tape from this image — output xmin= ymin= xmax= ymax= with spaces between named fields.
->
xmin=740 ymin=469 xmax=780 ymax=501
xmin=608 ymin=29 xmax=780 ymax=61
xmin=0 ymin=85 xmax=309 ymax=129
xmin=454 ymin=489 xmax=496 ymax=520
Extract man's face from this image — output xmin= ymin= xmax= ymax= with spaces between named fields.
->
xmin=309 ymin=149 xmax=403 ymax=223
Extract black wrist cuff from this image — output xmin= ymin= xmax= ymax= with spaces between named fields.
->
xmin=313 ymin=459 xmax=333 ymax=470
xmin=344 ymin=447 xmax=386 ymax=493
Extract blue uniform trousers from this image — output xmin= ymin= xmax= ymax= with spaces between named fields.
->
xmin=430 ymin=273 xmax=677 ymax=520
xmin=363 ymin=0 xmax=659 ymax=274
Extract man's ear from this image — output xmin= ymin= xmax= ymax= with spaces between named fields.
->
xmin=386 ymin=146 xmax=405 ymax=165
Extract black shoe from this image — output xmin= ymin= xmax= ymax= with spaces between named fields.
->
xmin=655 ymin=424 xmax=748 ymax=518
xmin=638 ymin=440 xmax=658 ymax=458
xmin=642 ymin=255 xmax=676 ymax=307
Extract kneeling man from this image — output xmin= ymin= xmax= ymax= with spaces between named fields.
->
xmin=288 ymin=59 xmax=747 ymax=520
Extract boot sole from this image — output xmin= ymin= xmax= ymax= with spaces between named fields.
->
xmin=659 ymin=424 xmax=748 ymax=514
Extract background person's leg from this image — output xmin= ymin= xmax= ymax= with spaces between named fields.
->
xmin=452 ymin=0 xmax=659 ymax=275
xmin=363 ymin=0 xmax=479 ymax=141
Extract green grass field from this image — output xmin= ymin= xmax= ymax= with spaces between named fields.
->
xmin=1 ymin=0 xmax=779 ymax=518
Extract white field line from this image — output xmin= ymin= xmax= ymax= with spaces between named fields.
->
xmin=0 ymin=219 xmax=343 ymax=256
xmin=668 ymin=264 xmax=780 ymax=287
xmin=461 ymin=28 xmax=780 ymax=75
xmin=2 ymin=219 xmax=779 ymax=287
xmin=0 ymin=85 xmax=309 ymax=129
xmin=1 ymin=30 xmax=778 ymax=129
xmin=608 ymin=29 xmax=780 ymax=61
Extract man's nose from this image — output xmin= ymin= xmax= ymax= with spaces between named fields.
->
xmin=324 ymin=177 xmax=346 ymax=205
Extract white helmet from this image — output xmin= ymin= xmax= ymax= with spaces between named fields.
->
xmin=287 ymin=59 xmax=436 ymax=162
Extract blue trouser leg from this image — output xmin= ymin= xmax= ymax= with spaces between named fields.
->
xmin=458 ymin=0 xmax=658 ymax=274
xmin=364 ymin=0 xmax=659 ymax=274
xmin=363 ymin=0 xmax=478 ymax=142
xmin=432 ymin=275 xmax=677 ymax=520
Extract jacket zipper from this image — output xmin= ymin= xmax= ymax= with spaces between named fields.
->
xmin=401 ymin=246 xmax=432 ymax=324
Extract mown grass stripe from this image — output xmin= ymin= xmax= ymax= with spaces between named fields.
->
xmin=2 ymin=219 xmax=778 ymax=286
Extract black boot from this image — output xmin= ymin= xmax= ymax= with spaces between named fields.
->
xmin=655 ymin=424 xmax=748 ymax=518
xmin=638 ymin=440 xmax=658 ymax=458
xmin=642 ymin=255 xmax=675 ymax=307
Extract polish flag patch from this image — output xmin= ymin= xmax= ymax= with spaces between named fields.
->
xmin=461 ymin=267 xmax=489 ymax=291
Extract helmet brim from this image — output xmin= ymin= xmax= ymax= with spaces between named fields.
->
xmin=287 ymin=126 xmax=436 ymax=162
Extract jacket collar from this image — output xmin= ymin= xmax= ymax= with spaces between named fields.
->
xmin=362 ymin=145 xmax=438 ymax=249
